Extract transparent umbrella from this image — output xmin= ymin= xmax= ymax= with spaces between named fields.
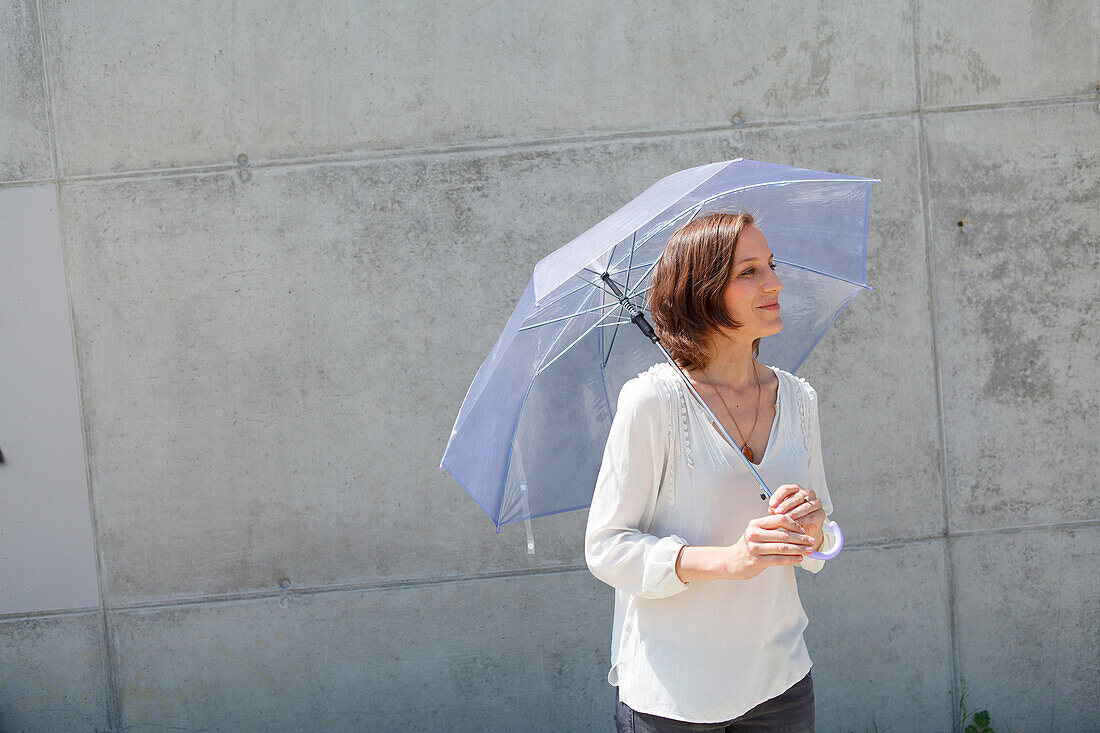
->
xmin=441 ymin=158 xmax=875 ymax=559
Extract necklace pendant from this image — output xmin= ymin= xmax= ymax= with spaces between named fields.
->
xmin=741 ymin=445 xmax=754 ymax=462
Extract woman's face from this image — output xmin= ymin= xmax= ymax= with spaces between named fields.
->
xmin=721 ymin=223 xmax=784 ymax=340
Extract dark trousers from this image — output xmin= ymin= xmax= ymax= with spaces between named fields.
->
xmin=614 ymin=672 xmax=814 ymax=733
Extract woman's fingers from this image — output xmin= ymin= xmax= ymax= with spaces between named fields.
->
xmin=748 ymin=527 xmax=814 ymax=545
xmin=754 ymin=512 xmax=805 ymax=533
xmin=767 ymin=483 xmax=802 ymax=510
xmin=785 ymin=502 xmax=825 ymax=524
xmin=745 ymin=525 xmax=814 ymax=555
xmin=753 ymin=543 xmax=814 ymax=556
xmin=773 ymin=494 xmax=815 ymax=515
xmin=769 ymin=484 xmax=819 ymax=517
xmin=749 ymin=551 xmax=808 ymax=567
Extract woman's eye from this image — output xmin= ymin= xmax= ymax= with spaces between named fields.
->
xmin=741 ymin=268 xmax=755 ymax=277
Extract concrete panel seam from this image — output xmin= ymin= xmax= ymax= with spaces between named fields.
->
xmin=951 ymin=518 xmax=1100 ymax=539
xmin=0 ymin=605 xmax=101 ymax=623
xmin=34 ymin=0 xmax=59 ymax=181
xmin=913 ymin=1 xmax=961 ymax=722
xmin=38 ymin=2 xmax=120 ymax=725
xmin=919 ymin=93 xmax=1094 ymax=117
xmin=56 ymin=184 xmax=124 ymax=732
xmin=103 ymin=564 xmax=592 ymax=613
xmin=0 ymin=177 xmax=57 ymax=190
xmin=56 ymin=109 xmax=923 ymax=186
xmin=845 ymin=533 xmax=946 ymax=551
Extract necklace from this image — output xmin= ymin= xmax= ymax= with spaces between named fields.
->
xmin=700 ymin=362 xmax=762 ymax=462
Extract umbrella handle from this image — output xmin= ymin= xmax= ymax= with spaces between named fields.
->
xmin=809 ymin=520 xmax=843 ymax=560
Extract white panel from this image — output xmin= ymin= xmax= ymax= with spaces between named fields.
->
xmin=0 ymin=185 xmax=99 ymax=614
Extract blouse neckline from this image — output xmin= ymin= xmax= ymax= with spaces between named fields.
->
xmin=681 ymin=364 xmax=784 ymax=467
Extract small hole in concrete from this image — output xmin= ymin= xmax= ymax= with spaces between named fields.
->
xmin=237 ymin=153 xmax=249 ymax=167
xmin=731 ymin=113 xmax=745 ymax=127
xmin=957 ymin=220 xmax=965 ymax=228
xmin=238 ymin=169 xmax=252 ymax=183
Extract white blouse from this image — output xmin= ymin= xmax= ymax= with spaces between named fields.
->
xmin=584 ymin=362 xmax=835 ymax=723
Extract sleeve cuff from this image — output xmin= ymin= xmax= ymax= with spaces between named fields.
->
xmin=649 ymin=534 xmax=691 ymax=594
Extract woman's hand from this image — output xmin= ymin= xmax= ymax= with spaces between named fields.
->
xmin=723 ymin=513 xmax=816 ymax=580
xmin=768 ymin=483 xmax=826 ymax=551
xmin=674 ymin=509 xmax=818 ymax=583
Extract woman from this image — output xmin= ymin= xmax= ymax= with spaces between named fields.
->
xmin=584 ymin=212 xmax=836 ymax=732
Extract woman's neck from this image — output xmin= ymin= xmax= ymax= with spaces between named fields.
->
xmin=692 ymin=333 xmax=759 ymax=391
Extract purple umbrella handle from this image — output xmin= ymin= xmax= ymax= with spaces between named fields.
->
xmin=809 ymin=520 xmax=843 ymax=560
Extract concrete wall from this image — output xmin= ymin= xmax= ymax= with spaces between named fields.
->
xmin=1 ymin=1 xmax=1096 ymax=730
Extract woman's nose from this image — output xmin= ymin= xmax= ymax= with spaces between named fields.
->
xmin=765 ymin=268 xmax=783 ymax=293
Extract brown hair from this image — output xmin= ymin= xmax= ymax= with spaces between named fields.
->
xmin=646 ymin=212 xmax=758 ymax=370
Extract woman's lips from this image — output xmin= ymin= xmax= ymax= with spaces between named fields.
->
xmin=758 ymin=302 xmax=780 ymax=311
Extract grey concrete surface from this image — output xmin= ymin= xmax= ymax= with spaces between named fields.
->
xmin=798 ymin=542 xmax=954 ymax=732
xmin=41 ymin=0 xmax=916 ymax=176
xmin=918 ymin=0 xmax=1100 ymax=107
xmin=3 ymin=1 xmax=1097 ymax=730
xmin=110 ymin=570 xmax=609 ymax=731
xmin=924 ymin=102 xmax=1100 ymax=531
xmin=62 ymin=117 xmax=937 ymax=606
xmin=952 ymin=526 xmax=1100 ymax=729
xmin=0 ymin=612 xmax=110 ymax=732
xmin=0 ymin=0 xmax=52 ymax=182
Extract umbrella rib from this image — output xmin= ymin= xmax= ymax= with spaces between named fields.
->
xmin=533 ymin=200 xmax=699 ymax=310
xmin=772 ymin=258 xmax=871 ymax=290
xmin=605 ymin=238 xmax=620 ymax=276
xmin=536 ymin=305 xmax=624 ymax=375
xmin=603 ymin=202 xmax=705 ymax=277
xmin=605 ymin=259 xmax=655 ymax=279
xmin=535 ymin=279 xmax=596 ymax=311
xmin=530 ymin=279 xmax=607 ymax=378
xmin=531 ymin=284 xmax=602 ymax=376
xmin=518 ymin=299 xmax=621 ymax=332
xmin=601 ymin=312 xmax=623 ymax=367
xmin=572 ymin=272 xmax=621 ymax=300
xmin=626 ymin=258 xmax=663 ymax=298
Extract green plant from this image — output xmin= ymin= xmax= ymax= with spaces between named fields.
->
xmin=964 ymin=710 xmax=994 ymax=733
xmin=957 ymin=685 xmax=1004 ymax=733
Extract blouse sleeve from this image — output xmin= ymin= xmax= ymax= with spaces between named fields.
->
xmin=585 ymin=375 xmax=691 ymax=599
xmin=797 ymin=379 xmax=836 ymax=574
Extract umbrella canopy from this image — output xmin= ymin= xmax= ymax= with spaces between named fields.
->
xmin=442 ymin=158 xmax=876 ymax=530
